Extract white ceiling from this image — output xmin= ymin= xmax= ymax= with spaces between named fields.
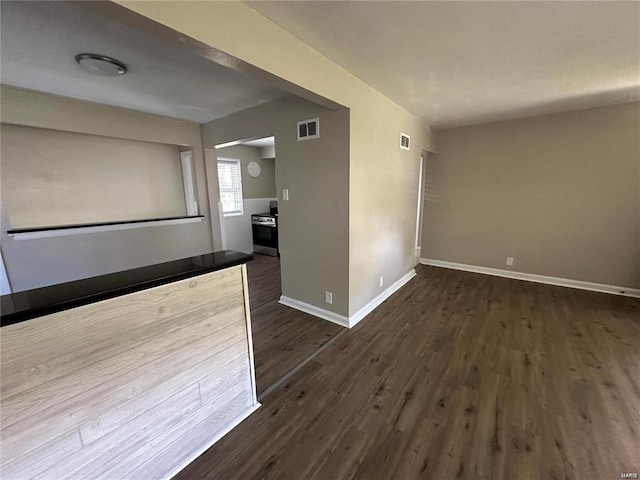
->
xmin=0 ymin=1 xmax=286 ymax=123
xmin=240 ymin=137 xmax=275 ymax=148
xmin=248 ymin=1 xmax=640 ymax=128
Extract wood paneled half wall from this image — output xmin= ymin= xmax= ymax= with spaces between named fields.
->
xmin=0 ymin=264 xmax=259 ymax=479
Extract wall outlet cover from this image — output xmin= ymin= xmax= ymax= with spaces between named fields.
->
xmin=325 ymin=291 xmax=333 ymax=304
xmin=506 ymin=257 xmax=514 ymax=266
xmin=379 ymin=276 xmax=384 ymax=287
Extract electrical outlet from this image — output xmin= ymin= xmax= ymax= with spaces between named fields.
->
xmin=325 ymin=291 xmax=333 ymax=304
xmin=506 ymin=257 xmax=514 ymax=266
xmin=282 ymin=189 xmax=289 ymax=201
xmin=379 ymin=276 xmax=384 ymax=287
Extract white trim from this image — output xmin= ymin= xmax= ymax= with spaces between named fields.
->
xmin=420 ymin=258 xmax=640 ymax=298
xmin=279 ymin=270 xmax=418 ymax=329
xmin=414 ymin=247 xmax=422 ymax=266
xmin=8 ymin=217 xmax=204 ymax=241
xmin=414 ymin=154 xmax=424 ymax=252
xmin=180 ymin=151 xmax=199 ymax=216
xmin=349 ymin=269 xmax=417 ymax=327
xmin=279 ymin=296 xmax=350 ymax=328
xmin=241 ymin=264 xmax=259 ymax=405
xmin=0 ymin=250 xmax=12 ymax=295
xmin=164 ymin=403 xmax=260 ymax=480
xmin=218 ymin=201 xmax=227 ymax=250
xmin=244 ymin=197 xmax=279 ymax=202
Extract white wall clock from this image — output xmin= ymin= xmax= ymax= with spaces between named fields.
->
xmin=247 ymin=161 xmax=261 ymax=178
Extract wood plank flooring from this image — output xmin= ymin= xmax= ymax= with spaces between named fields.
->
xmin=175 ymin=265 xmax=640 ymax=480
xmin=247 ymin=254 xmax=344 ymax=395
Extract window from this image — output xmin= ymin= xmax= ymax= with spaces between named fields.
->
xmin=217 ymin=158 xmax=243 ymax=216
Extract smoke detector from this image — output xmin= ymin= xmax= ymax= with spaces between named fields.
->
xmin=75 ymin=54 xmax=127 ymax=76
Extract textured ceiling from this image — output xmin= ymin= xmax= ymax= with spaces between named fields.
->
xmin=0 ymin=1 xmax=286 ymax=123
xmin=248 ymin=1 xmax=640 ymax=128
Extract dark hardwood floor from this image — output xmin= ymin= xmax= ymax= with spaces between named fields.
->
xmin=176 ymin=264 xmax=640 ymax=479
xmin=247 ymin=254 xmax=345 ymax=395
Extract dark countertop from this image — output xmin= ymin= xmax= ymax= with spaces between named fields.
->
xmin=0 ymin=250 xmax=253 ymax=327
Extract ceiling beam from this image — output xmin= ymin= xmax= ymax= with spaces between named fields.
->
xmin=72 ymin=1 xmax=347 ymax=113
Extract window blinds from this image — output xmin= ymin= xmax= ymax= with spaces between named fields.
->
xmin=217 ymin=159 xmax=244 ymax=216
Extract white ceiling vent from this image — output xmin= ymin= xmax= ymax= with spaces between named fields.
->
xmin=297 ymin=117 xmax=320 ymax=141
xmin=400 ymin=133 xmax=410 ymax=151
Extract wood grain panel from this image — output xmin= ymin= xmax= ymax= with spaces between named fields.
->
xmin=0 ymin=429 xmax=82 ymax=480
xmin=1 ymin=299 xmax=242 ymax=400
xmin=1 ymin=267 xmax=243 ymax=394
xmin=198 ymin=354 xmax=250 ymax=406
xmin=77 ymin=337 xmax=246 ymax=446
xmin=32 ymin=384 xmax=203 ymax=480
xmin=0 ymin=264 xmax=258 ymax=480
xmin=1 ymin=308 xmax=246 ymax=460
xmin=127 ymin=390 xmax=254 ymax=480
xmin=2 ymin=307 xmax=244 ymax=429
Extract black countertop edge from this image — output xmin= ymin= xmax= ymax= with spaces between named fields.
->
xmin=7 ymin=215 xmax=205 ymax=234
xmin=0 ymin=250 xmax=253 ymax=327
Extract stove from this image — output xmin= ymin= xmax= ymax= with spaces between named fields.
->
xmin=251 ymin=212 xmax=278 ymax=257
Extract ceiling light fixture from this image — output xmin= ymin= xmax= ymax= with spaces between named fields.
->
xmin=75 ymin=53 xmax=127 ymax=76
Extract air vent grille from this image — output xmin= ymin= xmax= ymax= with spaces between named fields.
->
xmin=297 ymin=117 xmax=320 ymax=141
xmin=400 ymin=133 xmax=410 ymax=151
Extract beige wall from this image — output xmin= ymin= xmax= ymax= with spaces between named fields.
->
xmin=203 ymin=96 xmax=351 ymax=316
xmin=1 ymin=124 xmax=187 ymax=228
xmin=119 ymin=1 xmax=433 ymax=318
xmin=422 ymin=102 xmax=640 ymax=289
xmin=215 ymin=144 xmax=276 ymax=199
xmin=1 ymin=86 xmax=219 ymax=292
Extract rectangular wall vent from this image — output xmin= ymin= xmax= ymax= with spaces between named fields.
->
xmin=400 ymin=133 xmax=410 ymax=151
xmin=297 ymin=117 xmax=320 ymax=141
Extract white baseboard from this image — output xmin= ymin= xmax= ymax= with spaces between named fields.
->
xmin=414 ymin=247 xmax=422 ymax=265
xmin=279 ymin=269 xmax=417 ymax=329
xmin=166 ymin=403 xmax=260 ymax=480
xmin=349 ymin=269 xmax=417 ymax=328
xmin=279 ymin=296 xmax=350 ymax=327
xmin=420 ymin=258 xmax=640 ymax=298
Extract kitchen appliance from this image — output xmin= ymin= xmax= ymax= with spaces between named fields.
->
xmin=252 ymin=212 xmax=278 ymax=257
xmin=269 ymin=200 xmax=278 ymax=215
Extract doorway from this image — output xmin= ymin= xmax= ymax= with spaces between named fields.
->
xmin=213 ymin=136 xmax=344 ymax=398
xmin=215 ymin=137 xmax=277 ymax=254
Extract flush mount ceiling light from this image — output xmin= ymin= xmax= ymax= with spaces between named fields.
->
xmin=75 ymin=53 xmax=127 ymax=76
